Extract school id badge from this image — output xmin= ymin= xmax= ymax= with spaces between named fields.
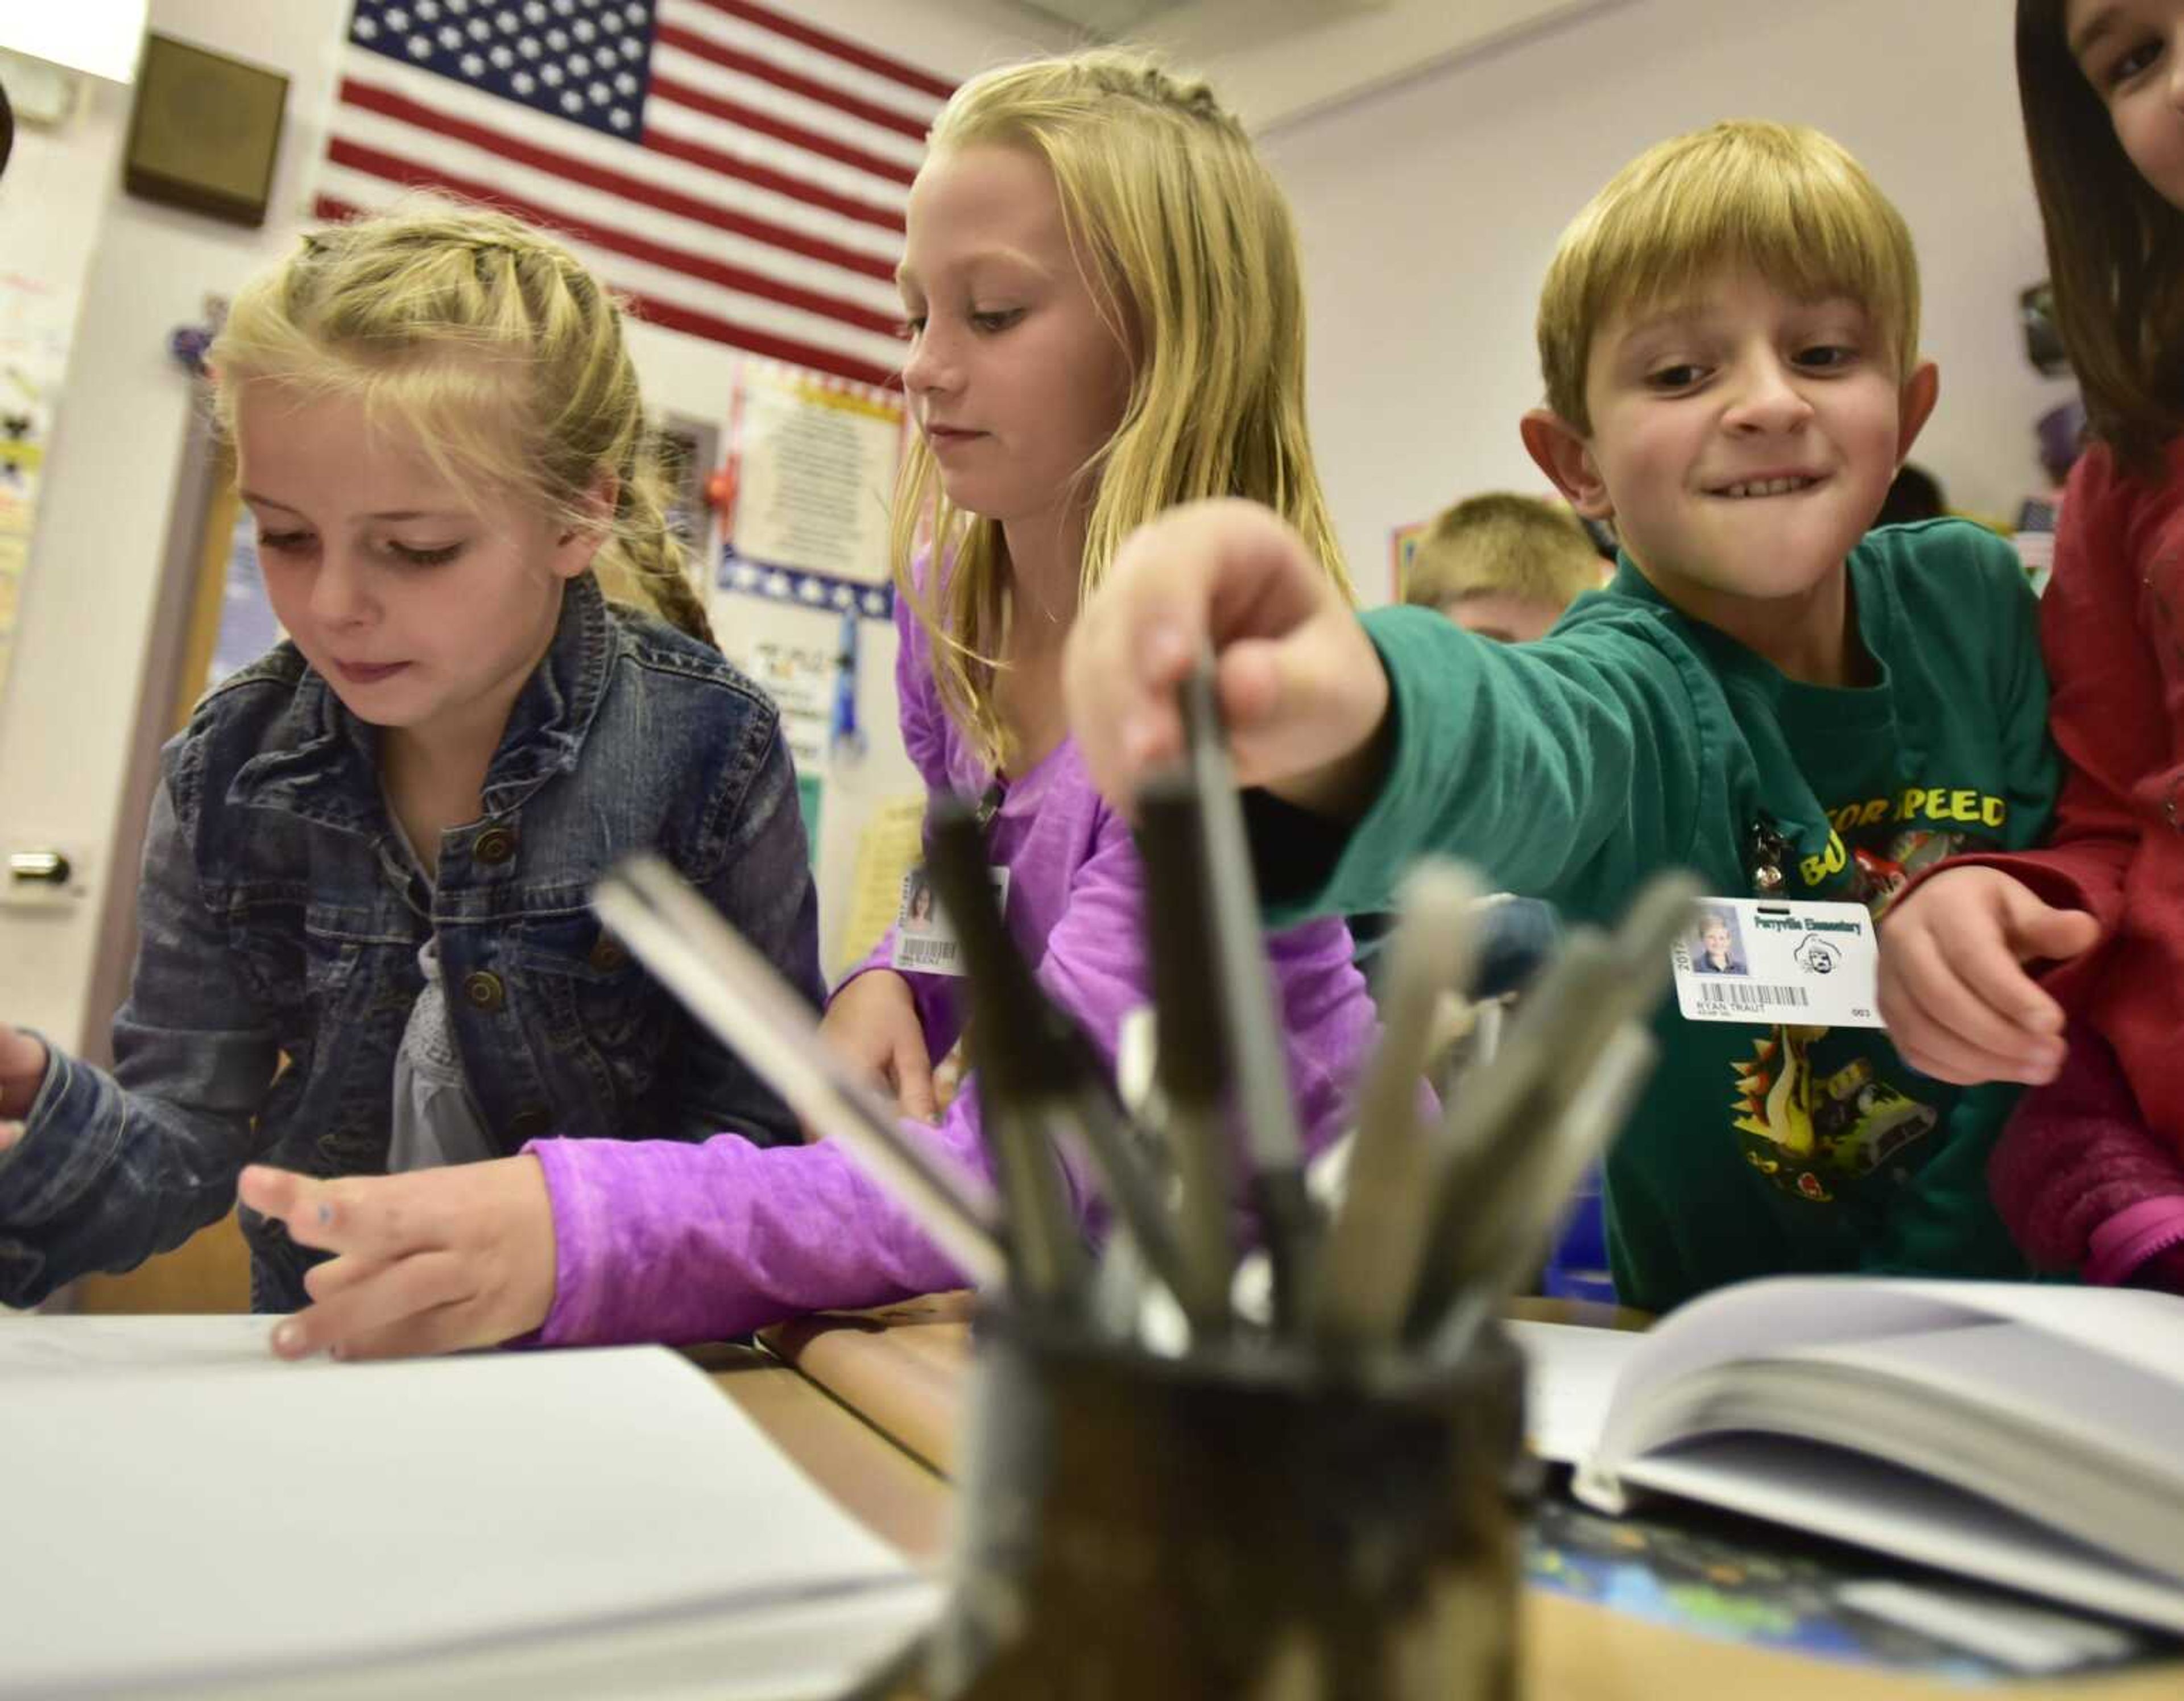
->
xmin=890 ymin=862 xmax=1010 ymax=977
xmin=1671 ymin=898 xmax=1883 ymax=1028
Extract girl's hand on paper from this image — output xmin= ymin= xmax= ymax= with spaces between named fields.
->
xmin=821 ymin=969 xmax=938 ymax=1122
xmin=1062 ymin=498 xmax=1391 ymax=820
xmin=1876 ymin=868 xmax=2100 ymax=1086
xmin=0 ymin=1025 xmax=49 ymax=1121
xmin=238 ymin=1158 xmax=556 ymax=1360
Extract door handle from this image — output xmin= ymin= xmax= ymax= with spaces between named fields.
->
xmin=7 ymin=851 xmax=71 ymax=885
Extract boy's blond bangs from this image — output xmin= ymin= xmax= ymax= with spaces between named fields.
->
xmin=1538 ymin=122 xmax=1921 ymax=433
xmin=889 ymin=51 xmax=1351 ymax=774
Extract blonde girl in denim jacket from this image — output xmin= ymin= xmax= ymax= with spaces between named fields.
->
xmin=0 ymin=207 xmax=820 ymax=1318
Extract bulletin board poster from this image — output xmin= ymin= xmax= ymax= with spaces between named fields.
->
xmin=0 ymin=271 xmax=75 ymax=711
xmin=718 ymin=362 xmax=905 ymax=617
xmin=734 ymin=631 xmax=834 ymax=781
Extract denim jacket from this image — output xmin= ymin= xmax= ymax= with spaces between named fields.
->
xmin=0 ymin=573 xmax=820 ymax=1311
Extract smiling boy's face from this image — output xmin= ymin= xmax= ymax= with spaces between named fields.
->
xmin=1527 ymin=267 xmax=1936 ymax=646
xmin=1582 ymin=269 xmax=1926 ymax=600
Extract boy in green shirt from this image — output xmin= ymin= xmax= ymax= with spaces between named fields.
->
xmin=1062 ymin=121 xmax=2060 ymax=1312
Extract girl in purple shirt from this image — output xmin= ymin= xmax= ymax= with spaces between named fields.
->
xmin=245 ymin=47 xmax=1379 ymax=1355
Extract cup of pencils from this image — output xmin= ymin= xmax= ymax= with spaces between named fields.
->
xmin=598 ymin=671 xmax=1691 ymax=1701
xmin=928 ymin=1307 xmax=1531 ymax=1700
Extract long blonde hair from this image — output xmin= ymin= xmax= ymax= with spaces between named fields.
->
xmin=210 ymin=202 xmax=714 ymax=645
xmin=891 ymin=49 xmax=1350 ymax=771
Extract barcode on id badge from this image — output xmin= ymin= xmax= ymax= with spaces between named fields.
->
xmin=1700 ymin=981 xmax=1809 ymax=1011
xmin=896 ymin=938 xmax=958 ymax=970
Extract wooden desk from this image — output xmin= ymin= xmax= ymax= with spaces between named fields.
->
xmin=691 ymin=1340 xmax=953 ymax=1564
xmin=739 ymin=1298 xmax=2184 ymax=1701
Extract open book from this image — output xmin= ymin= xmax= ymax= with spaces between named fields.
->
xmin=1512 ymin=1278 xmax=2184 ymax=1637
xmin=0 ymin=1316 xmax=938 ymax=1699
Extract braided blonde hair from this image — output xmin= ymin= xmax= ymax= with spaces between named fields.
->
xmin=892 ymin=49 xmax=1351 ymax=771
xmin=210 ymin=202 xmax=714 ymax=645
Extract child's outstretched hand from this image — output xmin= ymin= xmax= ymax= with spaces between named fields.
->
xmin=1877 ymin=868 xmax=2102 ymax=1086
xmin=1064 ymin=499 xmax=1391 ymax=819
xmin=239 ymin=1157 xmax=556 ymax=1360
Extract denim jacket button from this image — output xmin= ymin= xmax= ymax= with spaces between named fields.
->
xmin=505 ymin=1106 xmax=552 ymax=1143
xmin=462 ymin=970 xmax=507 ymax=1012
xmin=588 ymin=934 xmax=627 ymax=972
xmin=474 ymin=827 xmax=518 ymax=865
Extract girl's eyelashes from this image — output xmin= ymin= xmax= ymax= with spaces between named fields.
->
xmin=2096 ymin=38 xmax=2162 ymax=90
xmin=894 ymin=305 xmax=1024 ymax=338
xmin=252 ymin=529 xmax=464 ymax=568
xmin=385 ymin=540 xmax=465 ymax=567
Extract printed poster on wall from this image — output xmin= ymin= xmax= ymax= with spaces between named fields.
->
xmin=718 ymin=362 xmax=905 ymax=620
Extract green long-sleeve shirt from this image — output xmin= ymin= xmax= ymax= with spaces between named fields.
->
xmin=1264 ymin=519 xmax=2058 ymax=1312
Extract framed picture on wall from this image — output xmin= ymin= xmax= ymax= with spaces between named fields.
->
xmin=123 ymin=35 xmax=288 ymax=227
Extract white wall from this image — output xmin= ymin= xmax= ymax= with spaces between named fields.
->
xmin=1248 ymin=0 xmax=2077 ymax=597
xmin=1142 ymin=0 xmax=1615 ymax=130
xmin=0 ymin=0 xmax=1072 ymax=1050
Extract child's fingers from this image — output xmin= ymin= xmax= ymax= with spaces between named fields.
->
xmin=890 ymin=1036 xmax=939 ymax=1124
xmin=1893 ymin=1021 xmax=2021 ymax=1089
xmin=258 ymin=1170 xmax=451 ymax=1262
xmin=301 ymin=1253 xmax=382 ymax=1303
xmin=271 ymin=1250 xmax=469 ymax=1360
xmin=1072 ymin=499 xmax=1325 ymax=804
xmin=1216 ymin=637 xmax=1283 ymax=732
xmin=237 ymin=1163 xmax=312 ymax=1227
xmin=1926 ymin=926 xmax=2069 ymax=1067
xmin=0 ymin=1121 xmax=21 ymax=1155
xmin=2003 ymin=894 xmax=2102 ymax=971
xmin=320 ymin=1302 xmax=486 ymax=1363
xmin=1883 ymin=930 xmax=2057 ymax=1085
xmin=0 ymin=1027 xmax=49 ymax=1116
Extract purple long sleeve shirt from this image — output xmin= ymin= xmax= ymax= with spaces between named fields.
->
xmin=527 ymin=596 xmax=1379 ymax=1345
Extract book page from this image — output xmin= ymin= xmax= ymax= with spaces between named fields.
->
xmin=1858 ymin=1279 xmax=2184 ymax=1392
xmin=1507 ymin=1320 xmax=1641 ymax=1464
xmin=0 ymin=1321 xmax=935 ymax=1698
xmin=1619 ymin=1436 xmax=2184 ymax=1638
xmin=1590 ymin=1277 xmax=2184 ymax=1471
xmin=1788 ymin=1320 xmax=2184 ymax=1484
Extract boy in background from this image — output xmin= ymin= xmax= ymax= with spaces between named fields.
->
xmin=1403 ymin=492 xmax=1605 ymax=643
xmin=1065 ymin=121 xmax=2059 ymax=1313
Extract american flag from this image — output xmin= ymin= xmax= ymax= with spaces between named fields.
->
xmin=321 ymin=0 xmax=950 ymax=387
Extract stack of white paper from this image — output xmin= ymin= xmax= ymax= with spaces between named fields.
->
xmin=0 ymin=1318 xmax=938 ymax=1699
